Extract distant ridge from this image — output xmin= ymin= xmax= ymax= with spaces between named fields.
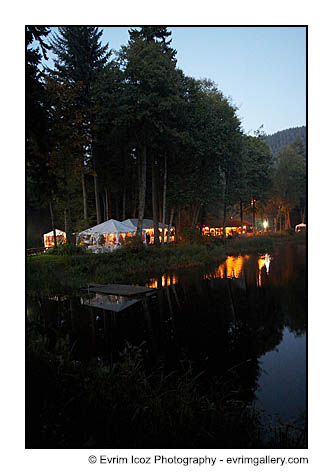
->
xmin=264 ymin=126 xmax=306 ymax=156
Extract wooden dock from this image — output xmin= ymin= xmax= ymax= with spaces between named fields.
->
xmin=82 ymin=295 xmax=140 ymax=312
xmin=81 ymin=283 xmax=158 ymax=313
xmin=87 ymin=283 xmax=157 ymax=297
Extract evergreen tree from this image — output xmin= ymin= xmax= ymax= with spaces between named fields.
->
xmin=270 ymin=142 xmax=306 ymax=228
xmin=242 ymin=136 xmax=273 ymax=230
xmin=118 ymin=27 xmax=183 ymax=240
xmin=49 ymin=27 xmax=111 ymax=224
xmin=26 ymin=27 xmax=59 ymax=246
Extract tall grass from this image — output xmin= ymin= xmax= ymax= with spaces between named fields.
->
xmin=26 ymin=334 xmax=306 ymax=448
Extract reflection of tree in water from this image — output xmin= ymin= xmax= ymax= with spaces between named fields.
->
xmin=267 ymin=245 xmax=307 ymax=336
xmin=27 ymin=244 xmax=306 ymax=408
xmin=160 ymin=276 xmax=285 ymax=405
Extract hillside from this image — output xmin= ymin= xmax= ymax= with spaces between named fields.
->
xmin=264 ymin=126 xmax=306 ymax=156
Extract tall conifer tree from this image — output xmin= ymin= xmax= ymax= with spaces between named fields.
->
xmin=49 ymin=27 xmax=111 ymax=224
xmin=119 ymin=27 xmax=182 ymax=240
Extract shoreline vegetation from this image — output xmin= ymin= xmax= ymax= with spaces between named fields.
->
xmin=27 ymin=232 xmax=307 ymax=448
xmin=27 ymin=232 xmax=306 ymax=296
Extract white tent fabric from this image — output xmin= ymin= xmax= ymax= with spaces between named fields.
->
xmin=77 ymin=219 xmax=135 ymax=251
xmin=122 ymin=218 xmax=175 ymax=244
xmin=122 ymin=218 xmax=171 ymax=230
xmin=295 ymin=223 xmax=306 ymax=232
xmin=44 ymin=229 xmax=66 ymax=237
xmin=120 ymin=219 xmax=138 ymax=231
xmin=43 ymin=229 xmax=66 ymax=248
xmin=79 ymin=218 xmax=135 ymax=236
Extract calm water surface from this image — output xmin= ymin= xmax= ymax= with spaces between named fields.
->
xmin=27 ymin=244 xmax=306 ymax=423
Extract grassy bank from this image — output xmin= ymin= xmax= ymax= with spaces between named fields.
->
xmin=27 ymin=232 xmax=305 ymax=296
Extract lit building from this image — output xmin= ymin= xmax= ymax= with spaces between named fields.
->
xmin=202 ymin=218 xmax=253 ymax=237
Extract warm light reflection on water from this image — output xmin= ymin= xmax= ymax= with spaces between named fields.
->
xmin=205 ymin=253 xmax=271 ymax=286
xmin=146 ymin=274 xmax=178 ymax=288
xmin=206 ymin=255 xmax=250 ymax=280
xmin=257 ymin=254 xmax=271 ymax=287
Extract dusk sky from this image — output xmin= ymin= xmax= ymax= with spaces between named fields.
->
xmin=44 ymin=26 xmax=306 ymax=136
xmin=99 ymin=26 xmax=306 ymax=136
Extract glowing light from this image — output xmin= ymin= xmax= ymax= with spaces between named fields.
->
xmin=263 ymin=220 xmax=268 ymax=230
xmin=146 ymin=274 xmax=178 ymax=288
xmin=257 ymin=254 xmax=271 ymax=286
xmin=205 ymin=255 xmax=250 ymax=279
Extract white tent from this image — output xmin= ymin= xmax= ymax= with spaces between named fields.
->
xmin=77 ymin=219 xmax=135 ymax=252
xmin=295 ymin=223 xmax=306 ymax=232
xmin=43 ymin=229 xmax=66 ymax=248
xmin=122 ymin=218 xmax=168 ymax=229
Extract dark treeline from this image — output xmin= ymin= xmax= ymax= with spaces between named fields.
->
xmin=26 ymin=27 xmax=306 ymax=246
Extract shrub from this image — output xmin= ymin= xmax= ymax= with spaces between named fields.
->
xmin=120 ymin=235 xmax=146 ymax=254
xmin=47 ymin=243 xmax=86 ymax=256
xmin=178 ymin=226 xmax=202 ymax=244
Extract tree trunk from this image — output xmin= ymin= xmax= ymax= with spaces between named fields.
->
xmin=136 ymin=144 xmax=147 ymax=238
xmin=105 ymin=188 xmax=109 ymax=221
xmin=192 ymin=203 xmax=201 ymax=229
xmin=280 ymin=210 xmax=283 ymax=231
xmin=221 ymin=171 xmax=228 ymax=239
xmin=102 ymin=193 xmax=106 ymax=221
xmin=115 ymin=194 xmax=119 ymax=220
xmin=199 ymin=205 xmax=206 ymax=234
xmin=167 ymin=207 xmax=175 ymax=244
xmin=122 ymin=187 xmax=126 ymax=221
xmin=252 ymin=201 xmax=255 ymax=232
xmin=222 ymin=199 xmax=227 ymax=238
xmin=49 ymin=201 xmax=57 ymax=248
xmin=240 ymin=199 xmax=243 ymax=235
xmin=81 ymin=171 xmax=88 ymax=221
xmin=131 ymin=185 xmax=137 ymax=218
xmin=161 ymin=154 xmax=167 ymax=245
xmin=152 ymin=155 xmax=160 ymax=246
xmin=64 ymin=208 xmax=73 ymax=243
xmin=94 ymin=174 xmax=101 ymax=224
xmin=63 ymin=161 xmax=73 ymax=244
xmin=64 ymin=193 xmax=73 ymax=244
xmin=64 ymin=209 xmax=67 ymax=237
xmin=177 ymin=209 xmax=181 ymax=235
xmin=286 ymin=210 xmax=291 ymax=229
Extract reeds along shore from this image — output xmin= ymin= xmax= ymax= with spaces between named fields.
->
xmin=26 ymin=336 xmax=307 ymax=449
xmin=27 ymin=232 xmax=306 ymax=297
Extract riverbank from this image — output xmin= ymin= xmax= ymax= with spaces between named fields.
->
xmin=27 ymin=232 xmax=306 ymax=296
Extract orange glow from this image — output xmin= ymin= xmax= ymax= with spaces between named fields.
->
xmin=146 ymin=228 xmax=175 ymax=244
xmin=206 ymin=255 xmax=250 ymax=279
xmin=44 ymin=234 xmax=66 ymax=248
xmin=146 ymin=274 xmax=178 ymax=288
xmin=147 ymin=279 xmax=158 ymax=289
xmin=202 ymin=225 xmax=249 ymax=236
xmin=257 ymin=254 xmax=271 ymax=287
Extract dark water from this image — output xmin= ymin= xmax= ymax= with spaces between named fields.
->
xmin=27 ymin=244 xmax=306 ymax=423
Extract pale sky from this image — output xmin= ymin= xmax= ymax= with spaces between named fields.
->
xmin=101 ymin=26 xmax=306 ymax=135
xmin=42 ymin=26 xmax=306 ymax=136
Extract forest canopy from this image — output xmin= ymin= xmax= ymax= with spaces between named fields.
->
xmin=26 ymin=26 xmax=306 ymax=247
